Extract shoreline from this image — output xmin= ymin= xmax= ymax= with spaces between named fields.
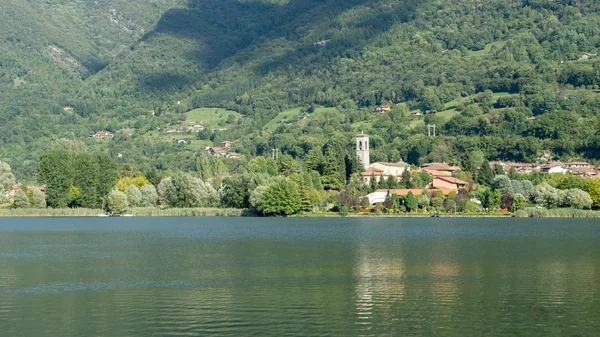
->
xmin=1 ymin=208 xmax=600 ymax=218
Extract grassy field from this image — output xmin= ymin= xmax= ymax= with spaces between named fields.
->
xmin=185 ymin=108 xmax=242 ymax=127
xmin=467 ymin=40 xmax=508 ymax=57
xmin=264 ymin=107 xmax=338 ymax=130
xmin=443 ymin=91 xmax=513 ymax=110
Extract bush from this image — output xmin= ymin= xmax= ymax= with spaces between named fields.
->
xmin=107 ymin=189 xmax=128 ymax=213
xmin=514 ymin=210 xmax=529 ymax=218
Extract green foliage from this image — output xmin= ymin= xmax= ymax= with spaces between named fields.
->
xmin=400 ymin=170 xmax=413 ymax=189
xmin=13 ymin=189 xmax=30 ymax=208
xmin=477 ymin=160 xmax=493 ymax=186
xmin=157 ymin=178 xmax=176 ymax=206
xmin=321 ymin=146 xmax=345 ymax=190
xmin=564 ymin=189 xmax=593 ymax=210
xmin=37 ymin=146 xmax=119 ymax=208
xmin=140 ymin=185 xmax=159 ymax=207
xmin=0 ymin=161 xmax=16 ymax=202
xmin=3 ymin=0 xmax=600 ymax=179
xmin=492 ymin=175 xmax=514 ymax=197
xmin=125 ymin=185 xmax=143 ymax=208
xmin=195 ymin=152 xmax=212 ymax=181
xmin=404 ymin=192 xmax=418 ymax=212
xmin=513 ymin=193 xmax=527 ymax=211
xmin=169 ymin=172 xmax=219 ymax=208
xmin=30 ymin=190 xmax=47 ymax=209
xmin=534 ymin=183 xmax=563 ymax=209
xmin=107 ymin=189 xmax=128 ymax=214
xmin=260 ymin=178 xmax=301 ymax=216
xmin=590 ymin=180 xmax=600 ymax=208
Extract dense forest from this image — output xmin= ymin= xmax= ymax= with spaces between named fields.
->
xmin=1 ymin=0 xmax=600 ymax=180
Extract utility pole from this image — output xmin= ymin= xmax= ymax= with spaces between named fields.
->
xmin=427 ymin=124 xmax=436 ymax=137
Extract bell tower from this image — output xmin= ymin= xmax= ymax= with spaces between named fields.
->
xmin=356 ymin=133 xmax=370 ymax=170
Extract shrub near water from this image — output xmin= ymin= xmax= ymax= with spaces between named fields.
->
xmin=518 ymin=208 xmax=600 ymax=218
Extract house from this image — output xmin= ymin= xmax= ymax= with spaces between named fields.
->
xmin=315 ymin=40 xmax=327 ymax=46
xmin=410 ymin=111 xmax=422 ymax=117
xmin=421 ymin=168 xmax=452 ymax=177
xmin=361 ymin=168 xmax=390 ymax=185
xmin=375 ymin=105 xmax=391 ymax=113
xmin=567 ymin=162 xmax=592 ymax=169
xmin=571 ymin=168 xmax=597 ymax=177
xmin=490 ymin=162 xmax=538 ymax=174
xmin=8 ymin=184 xmax=46 ymax=202
xmin=577 ymin=53 xmax=596 ymax=62
xmin=177 ymin=139 xmax=188 ymax=144
xmin=203 ymin=146 xmax=225 ymax=157
xmin=361 ymin=162 xmax=410 ymax=184
xmin=370 ymin=162 xmax=409 ymax=176
xmin=226 ymin=152 xmax=241 ymax=159
xmin=220 ymin=140 xmax=235 ymax=149
xmin=90 ymin=131 xmax=114 ymax=139
xmin=420 ymin=162 xmax=461 ymax=176
xmin=540 ymin=162 xmax=567 ymax=174
xmin=527 ymin=116 xmax=536 ymax=121
xmin=432 ymin=176 xmax=468 ymax=191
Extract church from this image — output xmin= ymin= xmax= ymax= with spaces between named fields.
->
xmin=356 ymin=134 xmax=410 ymax=184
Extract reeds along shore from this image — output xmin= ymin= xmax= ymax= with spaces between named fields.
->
xmin=0 ymin=208 xmax=246 ymax=217
xmin=1 ymin=207 xmax=600 ymax=218
xmin=514 ymin=208 xmax=600 ymax=218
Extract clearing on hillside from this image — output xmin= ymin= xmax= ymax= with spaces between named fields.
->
xmin=186 ymin=108 xmax=242 ymax=127
xmin=264 ymin=107 xmax=338 ymax=130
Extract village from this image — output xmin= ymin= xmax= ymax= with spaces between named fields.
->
xmin=354 ymin=133 xmax=599 ymax=206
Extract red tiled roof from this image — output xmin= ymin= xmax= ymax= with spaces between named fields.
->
xmin=420 ymin=162 xmax=461 ymax=171
xmin=434 ymin=176 xmax=468 ymax=185
xmin=423 ymin=168 xmax=452 ymax=177
xmin=374 ymin=162 xmax=409 ymax=168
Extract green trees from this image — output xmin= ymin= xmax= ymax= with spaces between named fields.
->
xmin=513 ymin=193 xmax=527 ymax=211
xmin=31 ymin=190 xmax=47 ymax=209
xmin=0 ymin=161 xmax=16 ymax=203
xmin=196 ymin=152 xmax=212 ymax=181
xmin=534 ymin=183 xmax=562 ymax=209
xmin=13 ymin=189 xmax=30 ymax=208
xmin=169 ymin=173 xmax=218 ymax=208
xmin=157 ymin=178 xmax=176 ymax=206
xmin=321 ymin=146 xmax=346 ymax=190
xmin=37 ymin=145 xmax=119 ymax=209
xmin=400 ymin=169 xmax=413 ymax=188
xmin=589 ymin=180 xmax=600 ymax=208
xmin=260 ymin=179 xmax=301 ymax=216
xmin=477 ymin=160 xmax=493 ymax=186
xmin=140 ymin=185 xmax=159 ymax=207
xmin=404 ymin=192 xmax=418 ymax=212
xmin=107 ymin=190 xmax=128 ymax=214
xmin=37 ymin=149 xmax=74 ymax=208
xmin=125 ymin=185 xmax=143 ymax=208
xmin=564 ymin=189 xmax=593 ymax=210
xmin=492 ymin=175 xmax=514 ymax=197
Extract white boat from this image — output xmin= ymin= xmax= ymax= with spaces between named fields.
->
xmin=97 ymin=214 xmax=109 ymax=217
xmin=121 ymin=214 xmax=135 ymax=217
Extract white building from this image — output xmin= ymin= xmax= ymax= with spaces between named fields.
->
xmin=356 ymin=133 xmax=370 ymax=170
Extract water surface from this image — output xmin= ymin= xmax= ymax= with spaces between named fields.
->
xmin=0 ymin=217 xmax=599 ymax=336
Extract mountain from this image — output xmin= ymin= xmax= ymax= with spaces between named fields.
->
xmin=2 ymin=0 xmax=600 ymax=179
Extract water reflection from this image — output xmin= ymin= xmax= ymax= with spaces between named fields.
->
xmin=0 ymin=218 xmax=599 ymax=336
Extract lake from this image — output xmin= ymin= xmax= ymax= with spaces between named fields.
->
xmin=0 ymin=217 xmax=599 ymax=336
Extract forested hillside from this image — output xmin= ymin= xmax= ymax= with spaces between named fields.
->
xmin=2 ymin=0 xmax=600 ymax=179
